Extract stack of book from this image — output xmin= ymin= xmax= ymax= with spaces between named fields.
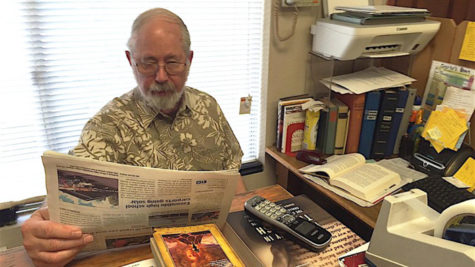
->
xmin=315 ymin=67 xmax=417 ymax=159
xmin=311 ymin=87 xmax=416 ymax=159
xmin=275 ymin=67 xmax=417 ymax=159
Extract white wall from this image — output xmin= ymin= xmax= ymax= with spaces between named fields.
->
xmin=243 ymin=0 xmax=387 ymax=190
xmin=244 ymin=3 xmax=321 ymax=190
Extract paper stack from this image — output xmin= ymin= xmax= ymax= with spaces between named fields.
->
xmin=320 ymin=67 xmax=416 ymax=94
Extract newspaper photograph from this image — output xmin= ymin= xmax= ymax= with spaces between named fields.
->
xmin=42 ymin=150 xmax=239 ymax=252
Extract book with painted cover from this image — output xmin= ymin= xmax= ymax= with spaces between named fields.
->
xmin=299 ymin=153 xmax=401 ymax=202
xmin=151 ymin=223 xmax=244 ymax=267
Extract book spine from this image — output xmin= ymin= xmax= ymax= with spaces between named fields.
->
xmin=358 ymin=91 xmax=381 ymax=159
xmin=393 ymin=88 xmax=417 ymax=154
xmin=302 ymin=109 xmax=320 ymax=150
xmin=371 ymin=89 xmax=399 ymax=159
xmin=316 ymin=109 xmax=328 ymax=153
xmin=324 ymin=104 xmax=338 ymax=155
xmin=385 ymin=88 xmax=409 ymax=157
xmin=334 ymin=101 xmax=349 ymax=155
xmin=276 ymin=101 xmax=284 ymax=151
xmin=334 ymin=94 xmax=366 ymax=153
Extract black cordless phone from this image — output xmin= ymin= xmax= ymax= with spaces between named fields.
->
xmin=244 ymin=195 xmax=332 ymax=251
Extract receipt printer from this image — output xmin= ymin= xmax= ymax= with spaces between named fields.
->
xmin=409 ymin=139 xmax=474 ymax=176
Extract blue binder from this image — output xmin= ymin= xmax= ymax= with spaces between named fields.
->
xmin=385 ymin=89 xmax=409 ymax=157
xmin=358 ymin=91 xmax=381 ymax=159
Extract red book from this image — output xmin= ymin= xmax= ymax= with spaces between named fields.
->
xmin=334 ymin=93 xmax=366 ymax=153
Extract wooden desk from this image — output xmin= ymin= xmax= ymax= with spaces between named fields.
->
xmin=266 ymin=146 xmax=381 ymax=240
xmin=68 ymin=184 xmax=292 ymax=267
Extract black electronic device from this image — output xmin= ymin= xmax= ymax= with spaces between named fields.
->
xmin=402 ymin=176 xmax=475 ymax=213
xmin=409 ymin=139 xmax=474 ymax=176
xmin=244 ymin=195 xmax=332 ymax=251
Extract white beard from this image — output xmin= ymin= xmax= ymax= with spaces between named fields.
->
xmin=140 ymin=82 xmax=184 ymax=112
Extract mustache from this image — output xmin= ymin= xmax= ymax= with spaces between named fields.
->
xmin=149 ymin=82 xmax=175 ymax=93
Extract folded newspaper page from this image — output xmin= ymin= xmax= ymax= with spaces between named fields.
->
xmin=42 ymin=151 xmax=239 ymax=252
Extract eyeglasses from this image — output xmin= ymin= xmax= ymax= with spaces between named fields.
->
xmin=132 ymin=58 xmax=187 ymax=76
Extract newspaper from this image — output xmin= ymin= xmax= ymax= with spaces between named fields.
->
xmin=42 ymin=151 xmax=239 ymax=252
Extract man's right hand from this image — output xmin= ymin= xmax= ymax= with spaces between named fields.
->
xmin=21 ymin=207 xmax=94 ymax=267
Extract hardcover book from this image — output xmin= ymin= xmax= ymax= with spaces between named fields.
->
xmin=393 ymin=88 xmax=417 ymax=154
xmin=316 ymin=98 xmax=338 ymax=155
xmin=385 ymin=88 xmax=409 ymax=157
xmin=334 ymin=93 xmax=366 ymax=153
xmin=333 ymin=98 xmax=350 ymax=155
xmin=358 ymin=90 xmax=382 ymax=159
xmin=226 ymin=195 xmax=365 ymax=267
xmin=151 ymin=224 xmax=244 ymax=267
xmin=370 ymin=88 xmax=400 ymax=159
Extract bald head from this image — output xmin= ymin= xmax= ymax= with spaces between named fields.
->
xmin=127 ymin=8 xmax=191 ymax=56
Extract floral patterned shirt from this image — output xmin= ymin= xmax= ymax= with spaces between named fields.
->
xmin=73 ymin=87 xmax=243 ymax=171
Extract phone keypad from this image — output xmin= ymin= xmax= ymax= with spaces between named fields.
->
xmin=250 ymin=196 xmax=296 ymax=225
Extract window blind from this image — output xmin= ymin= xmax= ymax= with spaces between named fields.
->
xmin=0 ymin=0 xmax=264 ymax=203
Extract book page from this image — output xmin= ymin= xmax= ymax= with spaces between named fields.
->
xmin=331 ymin=163 xmax=401 ymax=201
xmin=299 ymin=153 xmax=365 ymax=178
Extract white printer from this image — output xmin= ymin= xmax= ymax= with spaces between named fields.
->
xmin=311 ymin=18 xmax=440 ymax=60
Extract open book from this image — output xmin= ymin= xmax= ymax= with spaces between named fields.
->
xmin=299 ymin=153 xmax=401 ymax=202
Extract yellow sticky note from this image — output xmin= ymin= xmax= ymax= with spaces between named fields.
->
xmin=459 ymin=22 xmax=475 ymax=62
xmin=454 ymin=157 xmax=475 ymax=192
xmin=422 ymin=108 xmax=468 ymax=152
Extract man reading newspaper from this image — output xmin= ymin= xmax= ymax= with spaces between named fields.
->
xmin=21 ymin=8 xmax=245 ymax=267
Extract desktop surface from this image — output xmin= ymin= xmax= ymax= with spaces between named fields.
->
xmin=67 ymin=184 xmax=293 ymax=266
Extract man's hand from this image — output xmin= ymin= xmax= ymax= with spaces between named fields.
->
xmin=21 ymin=207 xmax=94 ymax=267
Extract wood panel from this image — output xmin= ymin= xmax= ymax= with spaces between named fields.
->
xmin=449 ymin=0 xmax=471 ymax=24
xmin=390 ymin=0 xmax=474 ymax=22
xmin=415 ymin=0 xmax=450 ymax=18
